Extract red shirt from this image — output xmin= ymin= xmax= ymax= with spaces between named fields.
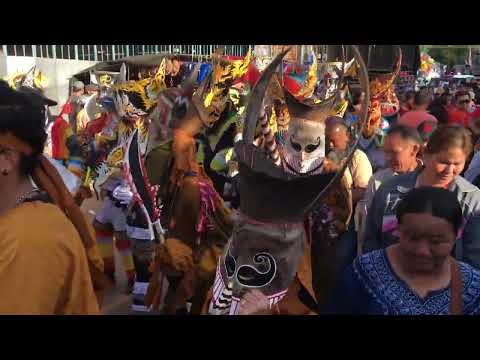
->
xmin=448 ymin=107 xmax=471 ymax=127
xmin=399 ymin=104 xmax=413 ymax=117
xmin=472 ymin=106 xmax=480 ymax=118
xmin=398 ymin=110 xmax=438 ymax=129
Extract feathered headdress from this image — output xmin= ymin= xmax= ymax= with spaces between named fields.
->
xmin=7 ymin=66 xmax=49 ymax=91
xmin=201 ymin=49 xmax=252 ymax=125
xmin=113 ymin=61 xmax=167 ymax=118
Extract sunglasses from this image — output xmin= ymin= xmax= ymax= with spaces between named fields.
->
xmin=459 ymin=99 xmax=470 ymax=104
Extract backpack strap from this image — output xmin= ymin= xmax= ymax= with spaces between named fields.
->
xmin=450 ymin=257 xmax=463 ymax=315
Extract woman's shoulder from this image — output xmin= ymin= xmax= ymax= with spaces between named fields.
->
xmin=5 ymin=202 xmax=79 ymax=238
xmin=0 ymin=202 xmax=84 ymax=263
xmin=347 ymin=250 xmax=390 ymax=290
xmin=458 ymin=261 xmax=480 ymax=314
xmin=453 ymin=175 xmax=480 ymax=194
xmin=352 ymin=149 xmax=372 ymax=165
xmin=328 ymin=252 xmax=386 ymax=314
xmin=355 ymin=249 xmax=387 ymax=273
xmin=452 ymin=176 xmax=480 ymax=210
xmin=338 ymin=250 xmax=392 ymax=313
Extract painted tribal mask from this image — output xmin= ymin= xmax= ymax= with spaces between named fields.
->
xmin=280 ymin=53 xmax=344 ymax=175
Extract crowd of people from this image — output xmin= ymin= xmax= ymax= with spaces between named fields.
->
xmin=2 ymin=47 xmax=480 ymax=315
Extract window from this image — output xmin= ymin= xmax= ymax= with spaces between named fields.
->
xmin=78 ymin=45 xmax=84 ymax=60
xmin=2 ymin=44 xmax=257 ymax=60
xmin=69 ymin=45 xmax=75 ymax=59
xmin=24 ymin=45 xmax=33 ymax=57
xmin=61 ymin=45 xmax=68 ymax=59
xmin=45 ymin=45 xmax=53 ymax=58
xmin=14 ymin=45 xmax=24 ymax=56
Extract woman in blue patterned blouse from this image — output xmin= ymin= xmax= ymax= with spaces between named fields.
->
xmin=329 ymin=186 xmax=480 ymax=315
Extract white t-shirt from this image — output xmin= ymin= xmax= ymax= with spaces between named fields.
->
xmin=343 ymin=149 xmax=373 ymax=191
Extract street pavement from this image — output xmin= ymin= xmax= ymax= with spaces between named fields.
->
xmin=81 ymin=197 xmax=165 ymax=315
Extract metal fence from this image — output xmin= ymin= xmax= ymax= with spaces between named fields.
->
xmin=1 ymin=45 xmax=253 ymax=61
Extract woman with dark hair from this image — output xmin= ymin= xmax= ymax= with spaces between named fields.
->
xmin=330 ymin=187 xmax=480 ymax=314
xmin=363 ymin=125 xmax=480 ymax=270
xmin=427 ymin=93 xmax=450 ymax=125
xmin=0 ymin=80 xmax=104 ymax=314
xmin=399 ymin=90 xmax=415 ymax=116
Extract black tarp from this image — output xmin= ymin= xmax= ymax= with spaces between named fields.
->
xmin=327 ymin=45 xmax=420 ymax=74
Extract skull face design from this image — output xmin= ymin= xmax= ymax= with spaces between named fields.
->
xmin=281 ymin=118 xmax=325 ymax=174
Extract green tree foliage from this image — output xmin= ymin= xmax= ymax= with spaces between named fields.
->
xmin=423 ymin=46 xmax=469 ymax=66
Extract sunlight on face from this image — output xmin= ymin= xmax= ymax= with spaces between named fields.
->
xmin=398 ymin=212 xmax=456 ymax=274
xmin=423 ymin=147 xmax=467 ymax=187
xmin=384 ymin=133 xmax=418 ymax=173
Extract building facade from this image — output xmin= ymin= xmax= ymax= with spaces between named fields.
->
xmin=1 ymin=44 xmax=252 ymax=112
xmin=1 ymin=45 xmax=252 ymax=62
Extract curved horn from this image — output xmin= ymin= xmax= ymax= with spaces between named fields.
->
xmin=354 ymin=46 xmax=370 ymax=140
xmin=303 ymin=45 xmax=369 ymax=216
xmin=393 ymin=46 xmax=403 ymax=77
xmin=370 ymin=46 xmax=403 ymax=98
xmin=343 ymin=57 xmax=357 ymax=77
xmin=382 ymin=46 xmax=402 ymax=89
xmin=330 ymin=45 xmax=347 ymax=110
xmin=243 ymin=47 xmax=291 ymax=144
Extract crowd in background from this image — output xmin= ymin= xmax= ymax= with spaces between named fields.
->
xmin=3 ymin=51 xmax=480 ymax=315
xmin=317 ymin=77 xmax=480 ymax=315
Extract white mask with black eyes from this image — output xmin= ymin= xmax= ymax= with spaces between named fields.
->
xmin=281 ymin=118 xmax=326 ymax=174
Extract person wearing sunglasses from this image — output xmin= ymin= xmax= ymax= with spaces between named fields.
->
xmin=448 ymin=91 xmax=474 ymax=127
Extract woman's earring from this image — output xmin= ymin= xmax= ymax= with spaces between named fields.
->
xmin=1 ymin=169 xmax=8 ymax=176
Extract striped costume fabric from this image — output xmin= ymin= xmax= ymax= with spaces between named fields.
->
xmin=259 ymin=112 xmax=281 ymax=166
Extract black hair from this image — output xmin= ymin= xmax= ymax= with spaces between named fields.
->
xmin=0 ymin=80 xmax=47 ymax=175
xmin=404 ymin=90 xmax=415 ymax=102
xmin=425 ymin=124 xmax=473 ymax=156
xmin=439 ymin=93 xmax=451 ymax=106
xmin=455 ymin=90 xmax=471 ymax=102
xmin=387 ymin=124 xmax=423 ymax=145
xmin=396 ymin=186 xmax=463 ymax=235
xmin=326 ymin=116 xmax=348 ymax=132
xmin=414 ymin=91 xmax=431 ymax=107
xmin=347 ymin=89 xmax=363 ymax=113
xmin=351 ymin=90 xmax=363 ymax=106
